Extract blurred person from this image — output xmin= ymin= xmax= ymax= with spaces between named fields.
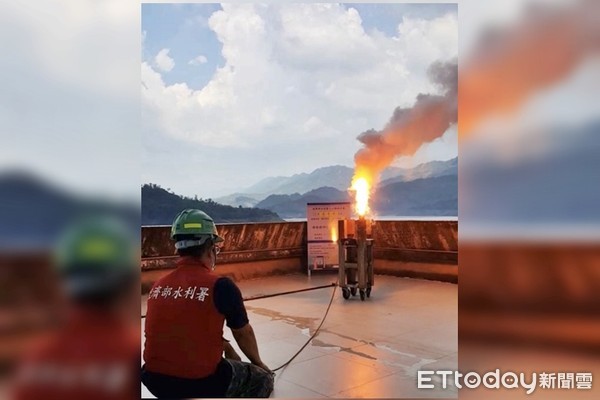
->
xmin=141 ymin=209 xmax=274 ymax=398
xmin=11 ymin=216 xmax=139 ymax=400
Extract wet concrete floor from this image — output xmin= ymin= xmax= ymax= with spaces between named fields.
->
xmin=141 ymin=273 xmax=457 ymax=398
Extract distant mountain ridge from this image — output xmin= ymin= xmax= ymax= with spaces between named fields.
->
xmin=243 ymin=165 xmax=354 ymax=195
xmin=256 ymin=187 xmax=351 ymax=218
xmin=373 ymin=175 xmax=457 ymax=216
xmin=0 ymin=170 xmax=138 ymax=248
xmin=253 ymin=174 xmax=457 ymax=218
xmin=379 ymin=157 xmax=458 ymax=186
xmin=211 ymin=193 xmax=263 ymax=208
xmin=216 ymin=157 xmax=457 ymax=207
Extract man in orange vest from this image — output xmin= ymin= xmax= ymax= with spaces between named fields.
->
xmin=142 ymin=209 xmax=274 ymax=398
xmin=12 ymin=216 xmax=140 ymax=400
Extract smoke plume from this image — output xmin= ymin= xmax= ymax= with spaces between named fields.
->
xmin=353 ymin=59 xmax=458 ymax=185
xmin=353 ymin=0 xmax=600 ymax=188
xmin=459 ymin=0 xmax=600 ymax=137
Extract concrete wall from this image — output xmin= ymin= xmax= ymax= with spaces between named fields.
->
xmin=142 ymin=222 xmax=306 ymax=258
xmin=460 ymin=242 xmax=600 ymax=314
xmin=372 ymin=221 xmax=458 ymax=251
xmin=141 ymin=222 xmax=307 ymax=290
xmin=142 ymin=222 xmax=305 ymax=266
xmin=141 ymin=220 xmax=458 ymax=287
xmin=459 ymin=242 xmax=600 ymax=351
xmin=372 ymin=220 xmax=457 ymax=263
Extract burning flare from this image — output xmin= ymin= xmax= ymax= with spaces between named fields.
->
xmin=351 ymin=60 xmax=457 ymax=216
xmin=351 ymin=176 xmax=371 ymax=217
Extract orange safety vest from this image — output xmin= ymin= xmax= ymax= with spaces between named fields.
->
xmin=143 ymin=257 xmax=225 ymax=379
xmin=13 ymin=309 xmax=139 ymax=400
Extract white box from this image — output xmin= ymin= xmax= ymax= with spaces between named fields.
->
xmin=306 ymin=202 xmax=351 ymax=271
xmin=306 ymin=202 xmax=351 ymax=242
xmin=307 ymin=242 xmax=339 ymax=269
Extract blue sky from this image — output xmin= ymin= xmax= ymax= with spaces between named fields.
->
xmin=142 ymin=3 xmax=458 ymax=198
xmin=141 ymin=3 xmax=458 ymax=89
xmin=142 ymin=4 xmax=224 ymax=90
xmin=344 ymin=3 xmax=458 ymax=35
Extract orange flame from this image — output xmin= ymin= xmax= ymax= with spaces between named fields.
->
xmin=351 ymin=176 xmax=371 ymax=217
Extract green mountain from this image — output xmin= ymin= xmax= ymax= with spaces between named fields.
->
xmin=373 ymin=175 xmax=457 ymax=216
xmin=253 ymin=175 xmax=457 ymax=218
xmin=0 ymin=170 xmax=138 ymax=248
xmin=142 ymin=184 xmax=282 ymax=225
xmin=256 ymin=187 xmax=351 ymax=218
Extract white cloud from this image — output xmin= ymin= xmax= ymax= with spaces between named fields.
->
xmin=189 ymin=54 xmax=208 ymax=65
xmin=142 ymin=4 xmax=458 ymax=155
xmin=1 ymin=0 xmax=140 ymax=201
xmin=395 ymin=13 xmax=459 ymax=70
xmin=154 ymin=48 xmax=175 ymax=72
xmin=2 ymin=0 xmax=138 ymax=99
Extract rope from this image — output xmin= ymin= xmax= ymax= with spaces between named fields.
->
xmin=141 ymin=282 xmax=339 ymax=374
xmin=141 ymin=283 xmax=336 ymax=319
xmin=243 ymin=283 xmax=336 ymax=302
xmin=271 ymin=283 xmax=337 ymax=372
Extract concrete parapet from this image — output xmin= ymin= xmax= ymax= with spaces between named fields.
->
xmin=373 ymin=220 xmax=457 ymax=250
xmin=142 ymin=222 xmax=305 ymax=256
xmin=141 ymin=220 xmax=458 ymax=285
xmin=141 ymin=222 xmax=306 ymax=271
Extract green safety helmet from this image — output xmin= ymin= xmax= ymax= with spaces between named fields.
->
xmin=55 ymin=216 xmax=137 ymax=298
xmin=171 ymin=209 xmax=224 ymax=250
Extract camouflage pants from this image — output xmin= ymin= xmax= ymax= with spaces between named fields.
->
xmin=224 ymin=359 xmax=274 ymax=398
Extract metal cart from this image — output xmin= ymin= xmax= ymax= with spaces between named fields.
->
xmin=337 ymin=218 xmax=374 ymax=301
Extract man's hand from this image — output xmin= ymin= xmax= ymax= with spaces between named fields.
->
xmin=232 ymin=324 xmax=271 ymax=370
xmin=254 ymin=361 xmax=274 ymax=375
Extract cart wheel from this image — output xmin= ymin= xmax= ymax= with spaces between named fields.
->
xmin=350 ymin=287 xmax=357 ymax=296
xmin=342 ymin=288 xmax=350 ymax=300
xmin=360 ymin=289 xmax=366 ymax=301
xmin=366 ymin=287 xmax=371 ymax=298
